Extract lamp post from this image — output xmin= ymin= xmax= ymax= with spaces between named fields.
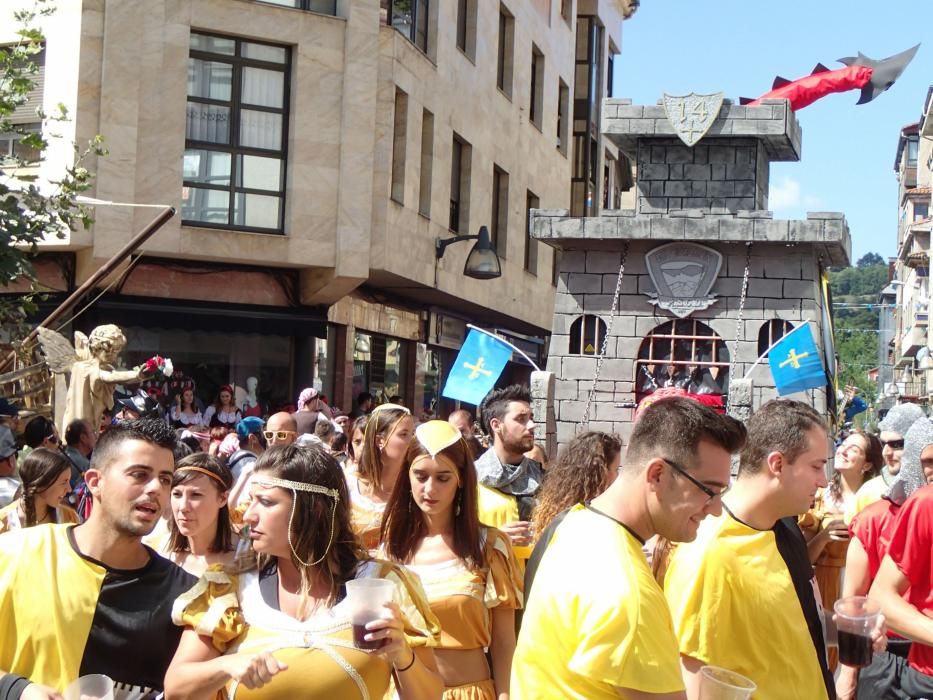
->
xmin=435 ymin=225 xmax=502 ymax=281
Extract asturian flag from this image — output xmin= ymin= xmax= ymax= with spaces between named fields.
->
xmin=768 ymin=323 xmax=827 ymax=396
xmin=442 ymin=329 xmax=513 ymax=405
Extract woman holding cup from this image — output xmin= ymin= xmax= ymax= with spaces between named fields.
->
xmin=800 ymin=430 xmax=882 ymax=670
xmin=165 ymin=443 xmax=443 ymax=699
xmin=380 ymin=421 xmax=523 ymax=700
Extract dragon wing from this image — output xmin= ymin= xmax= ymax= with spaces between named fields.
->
xmin=37 ymin=327 xmax=80 ymax=373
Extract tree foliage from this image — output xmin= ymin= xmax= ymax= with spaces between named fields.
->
xmin=829 ymin=255 xmax=888 ymax=425
xmin=1 ymin=0 xmax=105 ymax=339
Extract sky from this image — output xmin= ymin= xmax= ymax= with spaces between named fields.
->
xmin=613 ymin=0 xmax=933 ymax=265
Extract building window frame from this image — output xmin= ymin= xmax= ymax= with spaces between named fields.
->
xmin=450 ymin=133 xmax=471 ymax=234
xmin=255 ymin=0 xmax=338 ymax=13
xmin=385 ymin=0 xmax=431 ymax=56
xmin=569 ymin=314 xmax=606 ymax=355
xmin=757 ymin=319 xmax=795 ymax=358
xmin=524 ymin=189 xmax=539 ymax=274
xmin=456 ymin=0 xmax=477 ymax=61
xmin=497 ymin=4 xmax=514 ymax=99
xmin=390 ymin=87 xmax=408 ymax=204
xmin=636 ymin=320 xmax=730 ymax=402
xmin=183 ymin=32 xmax=291 ymax=234
xmin=530 ymin=44 xmax=544 ymax=130
xmin=491 ymin=165 xmax=509 ymax=258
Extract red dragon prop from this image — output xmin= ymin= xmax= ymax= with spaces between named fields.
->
xmin=741 ymin=44 xmax=920 ymax=111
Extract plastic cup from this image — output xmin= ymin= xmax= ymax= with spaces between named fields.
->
xmin=345 ymin=577 xmax=396 ymax=650
xmin=698 ymin=666 xmax=756 ymax=700
xmin=63 ymin=674 xmax=114 ymax=700
xmin=834 ymin=596 xmax=880 ymax=667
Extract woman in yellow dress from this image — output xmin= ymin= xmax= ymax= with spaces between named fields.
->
xmin=799 ymin=430 xmax=882 ymax=670
xmin=345 ymin=404 xmax=414 ymax=550
xmin=165 ymin=443 xmax=443 ymax=699
xmin=380 ymin=421 xmax=523 ymax=700
xmin=0 ymin=447 xmax=78 ymax=533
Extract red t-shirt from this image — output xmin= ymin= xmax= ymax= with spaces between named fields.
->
xmin=887 ymin=484 xmax=933 ymax=673
xmin=850 ymin=498 xmax=901 ymax=581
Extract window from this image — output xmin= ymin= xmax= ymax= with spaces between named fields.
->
xmin=183 ymin=32 xmax=290 ymax=232
xmin=0 ymin=123 xmax=41 ymax=165
xmin=491 ymin=165 xmax=509 ymax=257
xmin=907 ymin=137 xmax=919 ymax=167
xmin=385 ymin=0 xmax=430 ymax=55
xmin=391 ymin=88 xmax=408 ymax=203
xmin=557 ymin=78 xmax=569 ymax=155
xmin=257 ymin=0 xmax=337 ymax=12
xmin=497 ymin=5 xmax=514 ymax=98
xmin=915 ymin=202 xmax=929 ymax=222
xmin=524 ymin=190 xmax=539 ymax=274
xmin=560 ymin=0 xmax=573 ymax=24
xmin=607 ymin=51 xmax=616 ymax=98
xmin=530 ymin=45 xmax=544 ymax=129
xmin=571 ymin=17 xmax=604 ymax=216
xmin=636 ymin=320 xmax=730 ymax=404
xmin=456 ymin=0 xmax=477 ymax=60
xmin=419 ymin=109 xmax=434 ymax=217
xmin=757 ymin=320 xmax=794 ymax=358
xmin=603 ymin=151 xmax=623 ymax=209
xmin=450 ymin=134 xmax=471 ymax=233
xmin=569 ymin=315 xmax=606 ymax=355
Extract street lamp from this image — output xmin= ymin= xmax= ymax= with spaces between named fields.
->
xmin=435 ymin=225 xmax=502 ymax=280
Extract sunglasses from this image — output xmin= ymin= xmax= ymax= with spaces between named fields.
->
xmin=663 ymin=458 xmax=728 ymax=503
xmin=881 ymin=439 xmax=905 ymax=450
xmin=263 ymin=430 xmax=297 ymax=441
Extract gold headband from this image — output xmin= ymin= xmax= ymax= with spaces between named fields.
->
xmin=253 ymin=475 xmax=340 ymax=567
xmin=175 ymin=466 xmax=227 ymax=488
xmin=409 ymin=453 xmax=461 ymax=486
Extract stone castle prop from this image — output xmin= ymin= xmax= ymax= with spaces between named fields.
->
xmin=535 ymin=96 xmax=850 ymax=449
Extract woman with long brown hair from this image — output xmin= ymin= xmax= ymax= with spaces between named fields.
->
xmin=531 ymin=431 xmax=622 ymax=543
xmin=166 ymin=443 xmax=443 ymax=699
xmin=165 ymin=453 xmax=236 ymax=577
xmin=202 ymin=384 xmax=241 ymax=430
xmin=799 ymin=429 xmax=883 ymax=671
xmin=380 ymin=421 xmax=523 ymax=700
xmin=345 ymin=404 xmax=414 ymax=550
xmin=0 ymin=447 xmax=78 ymax=533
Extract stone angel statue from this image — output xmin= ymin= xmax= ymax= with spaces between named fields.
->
xmin=37 ymin=324 xmax=150 ymax=431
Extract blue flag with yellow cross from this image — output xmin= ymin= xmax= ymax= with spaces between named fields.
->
xmin=442 ymin=329 xmax=513 ymax=405
xmin=768 ymin=323 xmax=827 ymax=396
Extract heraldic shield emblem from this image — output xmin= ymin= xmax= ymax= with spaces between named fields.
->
xmin=662 ymin=92 xmax=725 ymax=147
xmin=645 ymin=242 xmax=723 ymax=318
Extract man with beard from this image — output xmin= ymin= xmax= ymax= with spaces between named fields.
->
xmin=0 ymin=420 xmax=196 ymax=700
xmin=475 ymin=386 xmax=540 ymax=550
xmin=854 ymin=402 xmax=925 ymax=512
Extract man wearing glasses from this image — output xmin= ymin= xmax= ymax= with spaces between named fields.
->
xmin=854 ymin=402 xmax=925 ymax=512
xmin=512 ymin=397 xmax=745 ymax=700
xmin=665 ymin=399 xmax=880 ymax=700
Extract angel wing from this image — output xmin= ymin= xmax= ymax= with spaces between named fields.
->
xmin=36 ymin=327 xmax=79 ymax=373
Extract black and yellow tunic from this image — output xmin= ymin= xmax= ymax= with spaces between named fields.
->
xmin=0 ymin=524 xmax=196 ymax=698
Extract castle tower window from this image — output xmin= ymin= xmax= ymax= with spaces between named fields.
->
xmin=758 ymin=320 xmax=795 ymax=358
xmin=569 ymin=314 xmax=606 ymax=355
xmin=635 ymin=320 xmax=729 ymax=406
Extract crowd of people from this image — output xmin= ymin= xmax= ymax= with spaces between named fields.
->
xmin=2 ymin=386 xmax=933 ymax=699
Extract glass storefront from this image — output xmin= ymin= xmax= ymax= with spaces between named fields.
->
xmin=352 ymin=332 xmax=410 ymax=406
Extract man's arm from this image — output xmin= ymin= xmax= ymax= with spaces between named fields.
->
xmin=678 ymin=654 xmax=705 ymax=700
xmin=0 ymin=672 xmax=62 ymax=700
xmin=841 ymin=536 xmax=871 ymax=598
xmin=869 ymin=555 xmax=933 ymax=644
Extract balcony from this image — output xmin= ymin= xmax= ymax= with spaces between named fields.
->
xmin=901 ymin=377 xmax=927 ymax=399
xmin=901 ymin=323 xmax=927 ymax=359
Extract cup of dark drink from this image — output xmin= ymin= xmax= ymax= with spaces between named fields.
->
xmin=346 ymin=577 xmax=396 ymax=650
xmin=834 ymin=596 xmax=880 ymax=667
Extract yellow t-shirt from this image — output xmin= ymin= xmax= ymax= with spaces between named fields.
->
xmin=664 ymin=512 xmax=830 ymax=700
xmin=511 ymin=504 xmax=684 ymax=699
xmin=854 ymin=474 xmax=888 ymax=514
xmin=477 ymin=484 xmax=533 ymax=561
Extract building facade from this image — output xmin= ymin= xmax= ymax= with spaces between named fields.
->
xmin=2 ymin=0 xmax=637 ymax=416
xmin=890 ymin=87 xmax=933 ymax=407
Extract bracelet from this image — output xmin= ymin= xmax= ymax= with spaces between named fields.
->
xmin=0 ymin=673 xmax=32 ymax=700
xmin=394 ymin=649 xmax=416 ymax=673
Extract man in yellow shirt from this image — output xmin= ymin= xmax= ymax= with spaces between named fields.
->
xmin=666 ymin=399 xmax=877 ymax=700
xmin=512 ymin=397 xmax=746 ymax=699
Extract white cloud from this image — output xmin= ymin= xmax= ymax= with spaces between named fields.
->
xmin=769 ymin=175 xmax=821 ymax=214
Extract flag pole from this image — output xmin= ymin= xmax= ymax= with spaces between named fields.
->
xmin=741 ymin=322 xmax=809 ymax=381
xmin=466 ymin=324 xmax=541 ymax=372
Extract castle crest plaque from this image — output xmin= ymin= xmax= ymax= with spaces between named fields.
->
xmin=662 ymin=92 xmax=724 ymax=147
xmin=645 ymin=242 xmax=722 ymax=318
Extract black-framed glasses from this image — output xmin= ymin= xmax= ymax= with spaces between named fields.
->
xmin=663 ymin=458 xmax=727 ymax=502
xmin=881 ymin=439 xmax=905 ymax=450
